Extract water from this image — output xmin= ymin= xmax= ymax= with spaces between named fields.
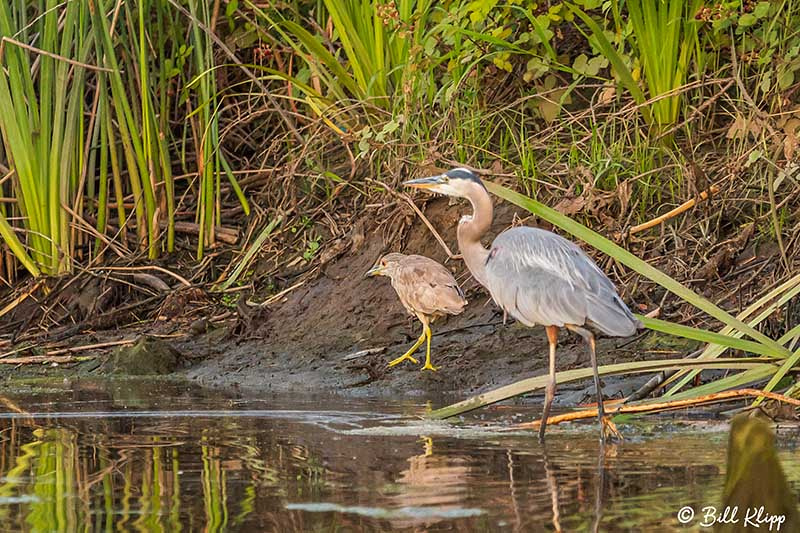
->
xmin=0 ymin=380 xmax=798 ymax=532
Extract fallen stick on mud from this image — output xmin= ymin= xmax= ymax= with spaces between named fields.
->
xmin=514 ymin=388 xmax=800 ymax=429
xmin=629 ymin=185 xmax=720 ymax=235
xmin=375 ymin=178 xmax=458 ymax=260
xmin=402 ymin=195 xmax=459 ymax=260
xmin=627 ymin=347 xmax=703 ymax=402
xmin=342 ymin=347 xmax=385 ymax=361
xmin=0 ymin=354 xmax=96 ymax=365
xmin=44 ymin=338 xmax=137 ymax=356
xmin=170 ymin=221 xmax=239 ymax=244
xmin=247 ymin=279 xmax=308 ymax=307
xmin=0 ymin=339 xmax=136 ymax=361
xmin=95 ymin=265 xmax=192 ymax=287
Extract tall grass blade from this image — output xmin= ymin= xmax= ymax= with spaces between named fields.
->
xmin=0 ymin=216 xmax=38 ymax=276
xmin=664 ymin=274 xmax=800 ymax=396
xmin=641 ymin=316 xmax=785 ymax=359
xmin=217 ymin=216 xmax=282 ymax=292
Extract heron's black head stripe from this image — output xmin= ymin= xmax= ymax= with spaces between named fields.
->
xmin=445 ymin=168 xmax=486 ymax=189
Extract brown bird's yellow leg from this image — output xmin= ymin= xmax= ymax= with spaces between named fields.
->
xmin=419 ymin=315 xmax=438 ymax=372
xmin=388 ymin=323 xmax=424 ymax=368
xmin=539 ymin=325 xmax=559 ymax=443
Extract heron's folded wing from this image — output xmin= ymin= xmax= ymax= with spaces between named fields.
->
xmin=486 ymin=227 xmax=640 ymax=334
xmin=485 ymin=265 xmax=587 ymax=327
xmin=490 ymin=227 xmax=615 ymax=293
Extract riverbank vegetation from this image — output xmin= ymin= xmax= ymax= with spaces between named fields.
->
xmin=0 ymin=1 xmax=799 ymax=406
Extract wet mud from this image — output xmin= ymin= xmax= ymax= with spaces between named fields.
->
xmin=0 ymin=197 xmax=676 ymax=408
xmin=183 ymin=197 xmax=665 ymax=403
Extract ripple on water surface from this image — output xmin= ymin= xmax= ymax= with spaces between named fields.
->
xmin=0 ymin=379 xmax=797 ymax=532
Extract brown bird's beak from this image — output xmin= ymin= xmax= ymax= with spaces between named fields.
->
xmin=403 ymin=175 xmax=446 ymax=189
xmin=365 ymin=264 xmax=384 ymax=277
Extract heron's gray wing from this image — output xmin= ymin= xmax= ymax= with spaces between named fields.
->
xmin=393 ymin=255 xmax=467 ymax=316
xmin=485 ymin=265 xmax=588 ymax=328
xmin=485 ymin=227 xmax=640 ymax=336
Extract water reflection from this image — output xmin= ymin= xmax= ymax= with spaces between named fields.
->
xmin=0 ymin=382 xmax=796 ymax=532
xmin=390 ymin=436 xmax=477 ymax=528
xmin=542 ymin=446 xmax=564 ymax=533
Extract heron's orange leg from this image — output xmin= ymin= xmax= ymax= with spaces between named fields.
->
xmin=539 ymin=325 xmax=559 ymax=443
xmin=420 ymin=319 xmax=438 ymax=371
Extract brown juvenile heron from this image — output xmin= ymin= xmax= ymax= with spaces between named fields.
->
xmin=367 ymin=253 xmax=467 ymax=371
xmin=404 ymin=168 xmax=642 ymax=442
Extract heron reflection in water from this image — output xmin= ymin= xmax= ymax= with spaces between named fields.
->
xmin=405 ymin=168 xmax=642 ymax=442
xmin=367 ymin=253 xmax=467 ymax=371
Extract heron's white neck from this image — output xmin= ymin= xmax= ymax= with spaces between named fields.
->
xmin=457 ymin=184 xmax=493 ymax=287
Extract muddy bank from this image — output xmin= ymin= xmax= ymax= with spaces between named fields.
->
xmin=181 ymin=196 xmax=676 ymax=402
xmin=0 ymin=196 xmax=693 ymax=406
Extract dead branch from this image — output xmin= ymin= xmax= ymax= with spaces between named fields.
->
xmin=515 ymin=388 xmax=800 ymax=429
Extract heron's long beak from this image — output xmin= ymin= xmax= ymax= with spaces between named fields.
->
xmin=403 ymin=175 xmax=446 ymax=189
xmin=365 ymin=265 xmax=384 ymax=277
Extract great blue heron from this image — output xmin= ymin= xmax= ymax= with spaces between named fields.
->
xmin=404 ymin=168 xmax=642 ymax=442
xmin=367 ymin=253 xmax=467 ymax=371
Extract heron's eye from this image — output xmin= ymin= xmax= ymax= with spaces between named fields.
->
xmin=381 ymin=261 xmax=387 ymax=267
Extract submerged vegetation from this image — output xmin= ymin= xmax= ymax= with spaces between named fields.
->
xmin=0 ymin=1 xmax=798 ymax=408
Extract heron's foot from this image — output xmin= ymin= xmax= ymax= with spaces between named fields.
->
xmin=420 ymin=361 xmax=439 ymax=372
xmin=388 ymin=353 xmax=419 ymax=367
xmin=601 ymin=416 xmax=623 ymax=442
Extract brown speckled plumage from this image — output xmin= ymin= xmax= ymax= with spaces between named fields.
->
xmin=367 ymin=252 xmax=467 ymax=371
xmin=379 ymin=253 xmax=466 ymax=318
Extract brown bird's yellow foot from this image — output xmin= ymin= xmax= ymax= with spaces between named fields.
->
xmin=388 ymin=332 xmax=426 ymax=368
xmin=388 ymin=353 xmax=419 ymax=367
xmin=419 ymin=324 xmax=437 ymax=371
xmin=601 ymin=416 xmax=623 ymax=442
xmin=420 ymin=361 xmax=439 ymax=372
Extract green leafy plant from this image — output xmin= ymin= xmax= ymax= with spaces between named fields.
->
xmin=698 ymin=0 xmax=800 ymax=101
xmin=247 ymin=0 xmax=434 ymax=121
xmin=568 ymin=0 xmax=701 ymax=132
xmin=303 ymin=236 xmax=321 ymax=261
